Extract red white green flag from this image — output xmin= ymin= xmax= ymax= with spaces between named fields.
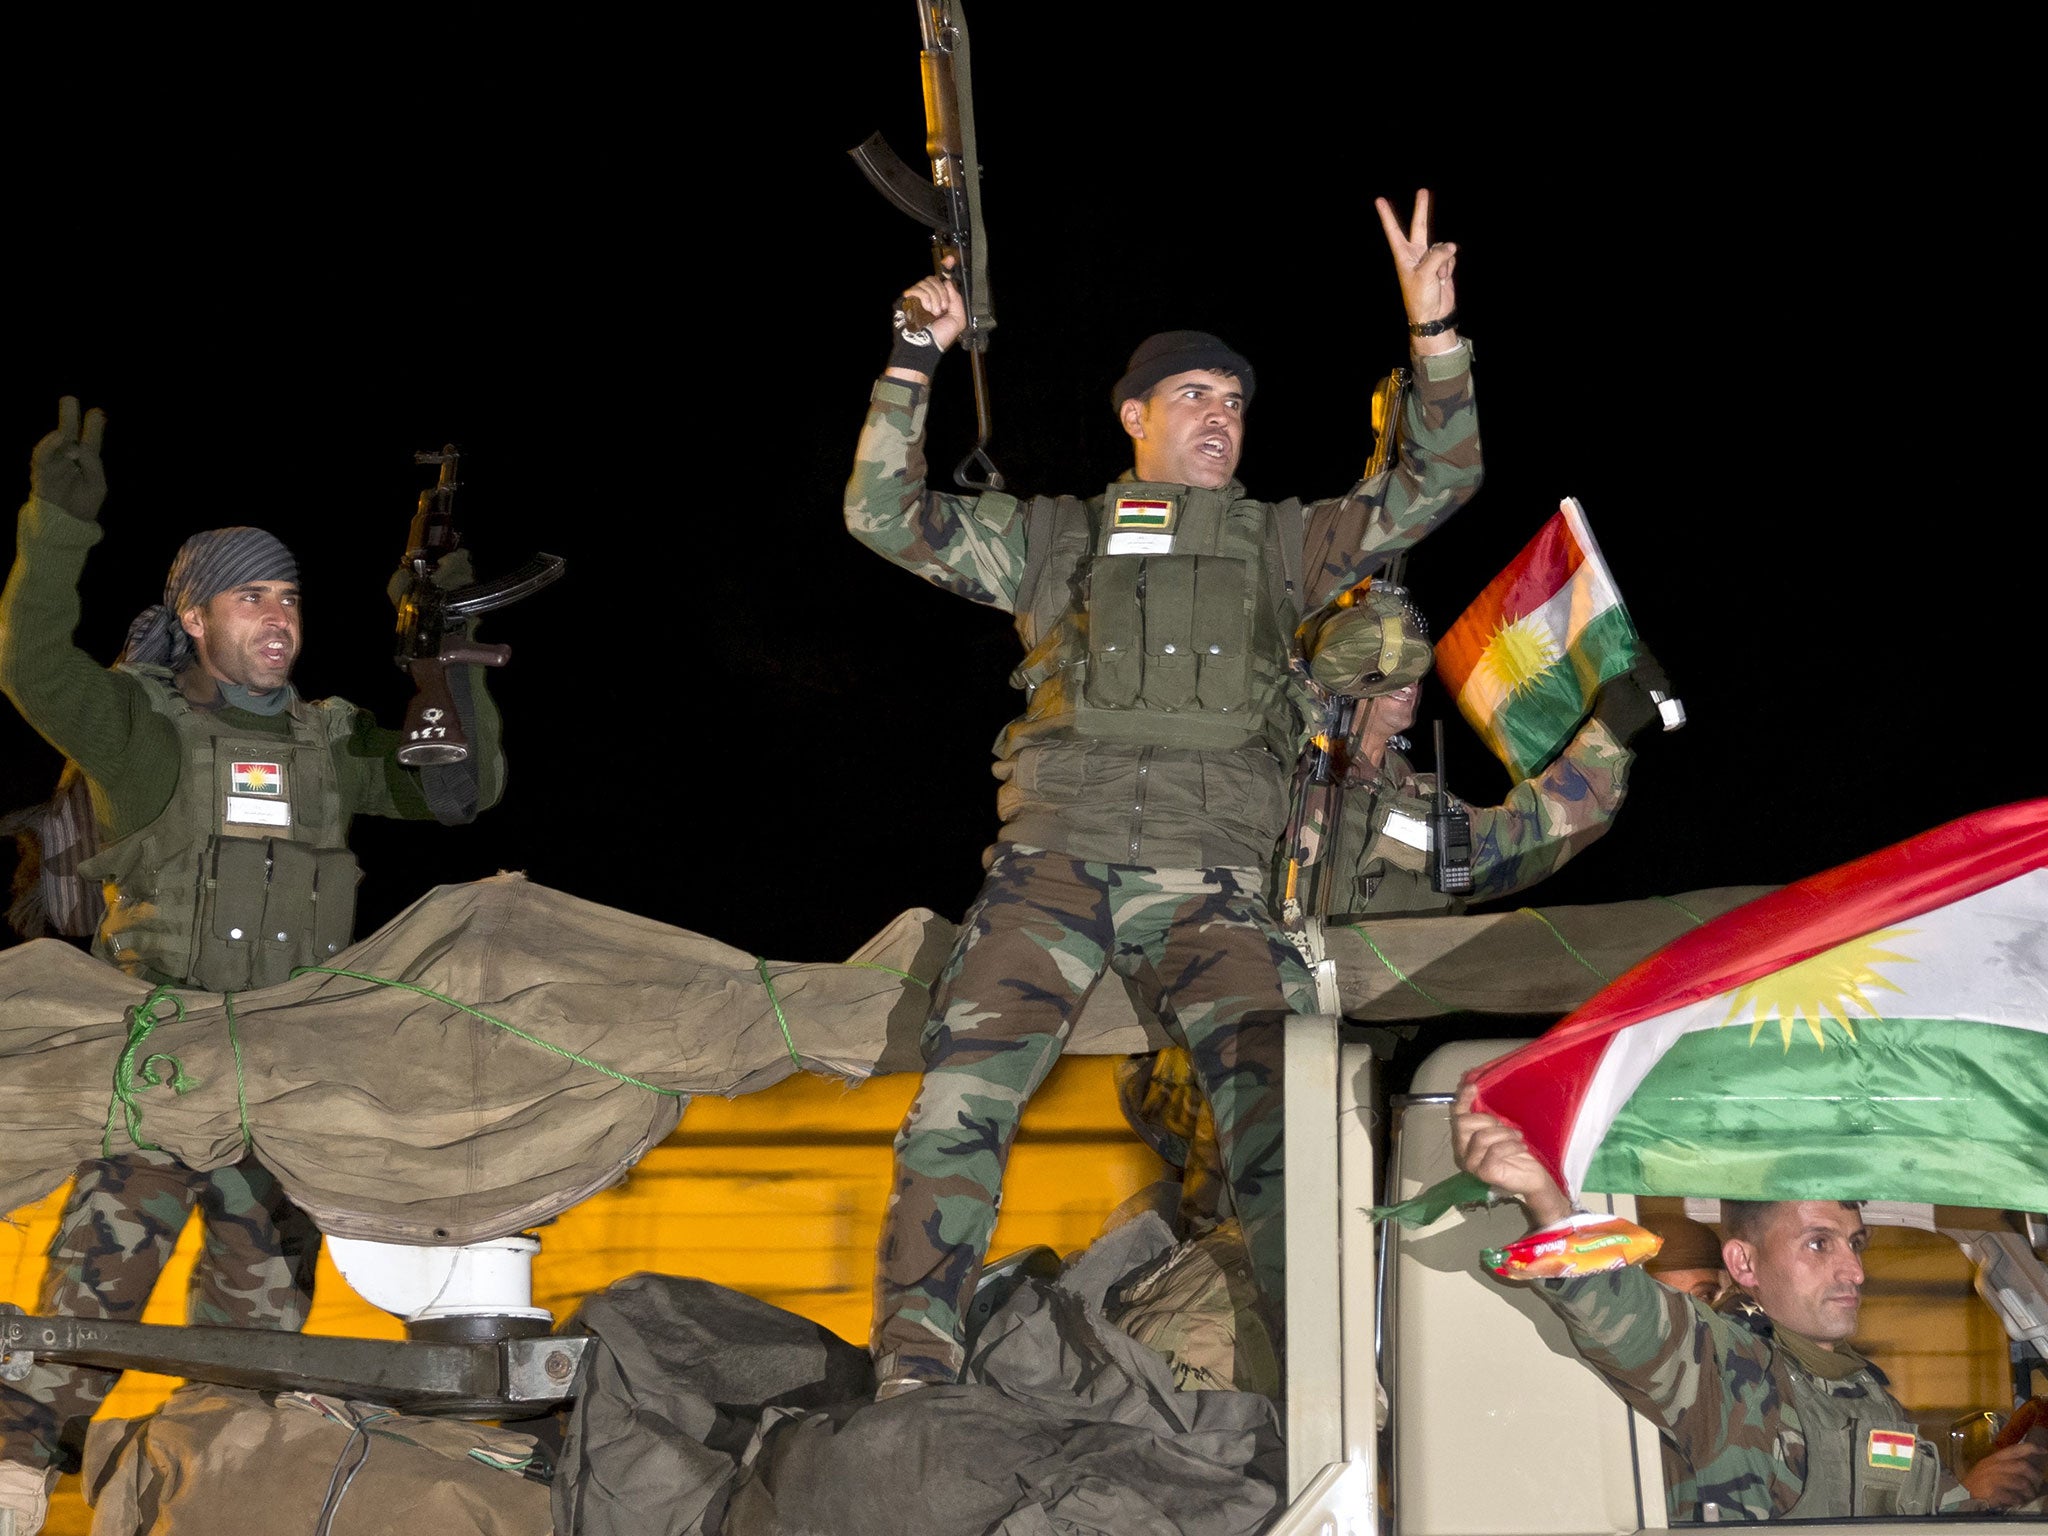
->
xmin=1467 ymin=799 xmax=2048 ymax=1212
xmin=1435 ymin=497 xmax=1641 ymax=780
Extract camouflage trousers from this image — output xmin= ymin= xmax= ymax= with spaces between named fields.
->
xmin=0 ymin=1148 xmax=320 ymax=1468
xmin=871 ymin=846 xmax=1314 ymax=1385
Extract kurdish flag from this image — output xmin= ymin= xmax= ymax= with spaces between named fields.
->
xmin=1436 ymin=498 xmax=1641 ymax=780
xmin=1468 ymin=799 xmax=2048 ymax=1213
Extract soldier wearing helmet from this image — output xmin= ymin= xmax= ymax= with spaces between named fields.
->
xmin=1281 ymin=580 xmax=1664 ymax=920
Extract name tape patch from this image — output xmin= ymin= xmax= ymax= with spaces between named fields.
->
xmin=1382 ymin=809 xmax=1433 ymax=852
xmin=225 ymin=797 xmax=292 ymax=828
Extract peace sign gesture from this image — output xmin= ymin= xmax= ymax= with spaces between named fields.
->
xmin=1375 ymin=189 xmax=1460 ymax=356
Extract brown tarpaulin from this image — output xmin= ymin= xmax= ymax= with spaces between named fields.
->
xmin=83 ymin=1386 xmax=551 ymax=1535
xmin=0 ymin=873 xmax=1769 ymax=1245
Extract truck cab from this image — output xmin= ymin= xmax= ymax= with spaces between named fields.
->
xmin=1273 ymin=1025 xmax=2048 ymax=1535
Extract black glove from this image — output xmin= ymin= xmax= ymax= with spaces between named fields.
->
xmin=30 ymin=397 xmax=108 ymax=521
xmin=1591 ymin=653 xmax=1671 ymax=745
xmin=385 ymin=547 xmax=476 ymax=611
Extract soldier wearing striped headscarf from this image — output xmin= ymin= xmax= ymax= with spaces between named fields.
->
xmin=0 ymin=399 xmax=510 ymax=1532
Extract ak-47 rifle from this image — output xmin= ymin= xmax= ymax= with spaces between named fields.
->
xmin=1364 ymin=364 xmax=1411 ymax=587
xmin=849 ymin=0 xmax=1003 ymax=492
xmin=392 ymin=445 xmax=565 ymax=767
xmin=1278 ymin=369 xmax=1422 ymax=921
xmin=1363 ymin=366 xmax=1409 ymax=483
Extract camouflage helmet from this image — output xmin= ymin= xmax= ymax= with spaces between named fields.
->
xmin=1297 ymin=580 xmax=1433 ymax=696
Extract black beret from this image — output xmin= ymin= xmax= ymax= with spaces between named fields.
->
xmin=1111 ymin=330 xmax=1255 ymax=411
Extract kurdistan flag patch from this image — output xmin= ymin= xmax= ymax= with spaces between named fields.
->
xmin=231 ymin=762 xmax=283 ymax=796
xmin=1112 ymin=497 xmax=1174 ymax=530
xmin=1867 ymin=1430 xmax=1916 ymax=1470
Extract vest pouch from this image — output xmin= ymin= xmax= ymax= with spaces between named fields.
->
xmin=253 ymin=839 xmax=322 ymax=988
xmin=1852 ymin=1427 xmax=1939 ymax=1516
xmin=309 ymin=846 xmax=361 ymax=967
xmin=194 ymin=836 xmax=269 ymax=991
xmin=1083 ymin=557 xmax=1144 ymax=708
xmin=1191 ymin=556 xmax=1251 ymax=712
xmin=1140 ymin=555 xmax=1198 ymax=711
xmin=86 ymin=832 xmax=194 ymax=983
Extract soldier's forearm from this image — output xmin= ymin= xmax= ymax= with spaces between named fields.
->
xmin=844 ymin=378 xmax=1023 ymax=610
xmin=1300 ymin=347 xmax=1481 ymax=603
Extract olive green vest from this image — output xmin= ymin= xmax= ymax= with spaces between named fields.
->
xmin=996 ymin=481 xmax=1305 ymax=760
xmin=1324 ymin=749 xmax=1458 ymax=919
xmin=81 ymin=666 xmax=363 ymax=991
xmin=1781 ymin=1354 xmax=1944 ymax=1517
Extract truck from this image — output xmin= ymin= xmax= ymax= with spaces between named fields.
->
xmin=6 ymin=866 xmax=2044 ymax=1532
xmin=1270 ymin=1021 xmax=2048 ymax=1534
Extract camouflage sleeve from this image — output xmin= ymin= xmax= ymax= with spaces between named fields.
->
xmin=1298 ymin=344 xmax=1483 ymax=606
xmin=843 ymin=376 xmax=1026 ymax=612
xmin=1465 ymin=717 xmax=1633 ymax=903
xmin=1534 ymin=1263 xmax=1803 ymax=1519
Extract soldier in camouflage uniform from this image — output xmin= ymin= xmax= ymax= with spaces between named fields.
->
xmin=1128 ymin=607 xmax=1658 ymax=1243
xmin=1277 ymin=618 xmax=1662 ymax=925
xmin=0 ymin=401 xmax=507 ymax=1529
xmin=1451 ymin=1085 xmax=2048 ymax=1518
xmin=847 ymin=192 xmax=1482 ymax=1395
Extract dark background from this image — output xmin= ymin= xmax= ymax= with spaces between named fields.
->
xmin=4 ymin=13 xmax=2035 ymax=967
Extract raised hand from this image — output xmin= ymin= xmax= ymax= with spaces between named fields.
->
xmin=30 ymin=396 xmax=109 ymax=521
xmin=885 ymin=257 xmax=969 ymax=382
xmin=1452 ymin=1083 xmax=1574 ymax=1225
xmin=1375 ymin=189 xmax=1460 ymax=354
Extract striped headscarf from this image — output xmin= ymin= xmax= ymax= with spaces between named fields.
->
xmin=118 ymin=526 xmax=300 ymax=669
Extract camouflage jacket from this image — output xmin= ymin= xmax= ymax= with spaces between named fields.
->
xmin=1534 ymin=1263 xmax=1965 ymax=1519
xmin=844 ymin=348 xmax=1481 ymax=866
xmin=1280 ymin=714 xmax=1631 ymax=919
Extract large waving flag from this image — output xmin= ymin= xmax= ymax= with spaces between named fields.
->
xmin=1468 ymin=800 xmax=2048 ymax=1212
xmin=1436 ymin=498 xmax=1641 ymax=780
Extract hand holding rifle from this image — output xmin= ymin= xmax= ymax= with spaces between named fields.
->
xmin=390 ymin=445 xmax=564 ymax=767
xmin=886 ymin=257 xmax=969 ymax=382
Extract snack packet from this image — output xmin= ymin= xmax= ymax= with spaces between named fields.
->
xmin=1482 ymin=1212 xmax=1663 ymax=1280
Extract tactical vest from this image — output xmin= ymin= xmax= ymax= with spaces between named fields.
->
xmin=1781 ymin=1355 xmax=1944 ymax=1517
xmin=81 ymin=666 xmax=363 ymax=991
xmin=1325 ymin=751 xmax=1456 ymax=918
xmin=996 ymin=481 xmax=1305 ymax=760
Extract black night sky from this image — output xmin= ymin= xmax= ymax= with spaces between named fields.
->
xmin=4 ymin=13 xmax=2036 ymax=970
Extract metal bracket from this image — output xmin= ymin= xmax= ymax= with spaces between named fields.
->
xmin=0 ymin=1307 xmax=586 ymax=1421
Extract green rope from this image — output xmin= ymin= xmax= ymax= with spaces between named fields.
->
xmin=845 ymin=960 xmax=928 ymax=988
xmin=223 ymin=990 xmax=253 ymax=1152
xmin=1343 ymin=923 xmax=1456 ymax=1014
xmin=1655 ymin=894 xmax=1707 ymax=925
xmin=1520 ymin=908 xmax=1610 ymax=983
xmin=754 ymin=958 xmax=804 ymax=1069
xmin=292 ymin=968 xmax=683 ymax=1098
xmin=104 ymin=983 xmax=195 ymax=1154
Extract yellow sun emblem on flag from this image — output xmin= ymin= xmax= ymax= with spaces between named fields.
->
xmin=244 ymin=766 xmax=269 ymax=788
xmin=1718 ymin=928 xmax=1916 ymax=1051
xmin=1477 ymin=616 xmax=1560 ymax=697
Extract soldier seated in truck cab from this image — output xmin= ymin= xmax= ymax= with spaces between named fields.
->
xmin=1452 ymin=1086 xmax=2048 ymax=1519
